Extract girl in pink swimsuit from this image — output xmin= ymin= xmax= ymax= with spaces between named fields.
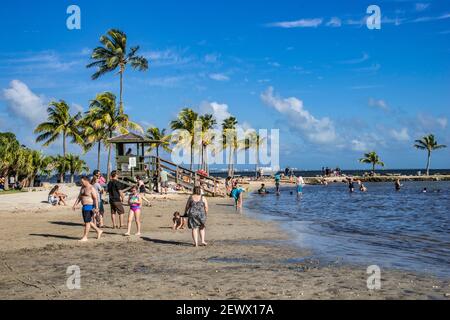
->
xmin=125 ymin=186 xmax=142 ymax=236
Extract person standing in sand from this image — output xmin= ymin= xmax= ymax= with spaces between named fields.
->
xmin=184 ymin=186 xmax=208 ymax=247
xmin=72 ymin=176 xmax=103 ymax=242
xmin=125 ymin=186 xmax=142 ymax=236
xmin=107 ymin=171 xmax=125 ymax=229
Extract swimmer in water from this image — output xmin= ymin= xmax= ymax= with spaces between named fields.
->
xmin=395 ymin=179 xmax=403 ymax=191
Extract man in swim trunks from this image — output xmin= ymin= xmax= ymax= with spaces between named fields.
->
xmin=348 ymin=178 xmax=355 ymax=193
xmin=160 ymin=168 xmax=169 ymax=195
xmin=107 ymin=171 xmax=125 ymax=229
xmin=72 ymin=176 xmax=103 ymax=242
xmin=296 ymin=175 xmax=305 ymax=196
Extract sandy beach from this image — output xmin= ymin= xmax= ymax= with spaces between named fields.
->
xmin=0 ymin=185 xmax=448 ymax=300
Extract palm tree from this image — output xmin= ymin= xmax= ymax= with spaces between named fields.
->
xmin=66 ymin=154 xmax=89 ymax=183
xmin=0 ymin=132 xmax=20 ymax=190
xmin=34 ymin=100 xmax=83 ymax=157
xmin=414 ymin=134 xmax=447 ymax=176
xmin=146 ymin=127 xmax=172 ymax=159
xmin=24 ymin=150 xmax=52 ymax=187
xmin=51 ymin=155 xmax=69 ymax=183
xmin=87 ymin=29 xmax=149 ymax=114
xmin=245 ymin=131 xmax=266 ymax=178
xmin=80 ymin=120 xmax=108 ymax=171
xmin=85 ymin=92 xmax=142 ymax=179
xmin=359 ymin=151 xmax=385 ymax=174
xmin=222 ymin=117 xmax=238 ymax=177
xmin=199 ymin=114 xmax=217 ymax=172
xmin=170 ymin=108 xmax=199 ymax=170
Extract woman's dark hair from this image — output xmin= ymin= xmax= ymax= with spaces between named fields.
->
xmin=49 ymin=185 xmax=59 ymax=195
xmin=193 ymin=186 xmax=202 ymax=195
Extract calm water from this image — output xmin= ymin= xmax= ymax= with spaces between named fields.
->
xmin=246 ymin=181 xmax=450 ymax=278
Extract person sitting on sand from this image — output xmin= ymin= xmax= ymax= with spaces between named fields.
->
xmin=48 ymin=185 xmax=67 ymax=206
xmin=184 ymin=186 xmax=208 ymax=247
xmin=258 ymin=183 xmax=268 ymax=194
xmin=172 ymin=211 xmax=187 ymax=230
xmin=72 ymin=176 xmax=103 ymax=242
xmin=125 ymin=186 xmax=142 ymax=236
xmin=231 ymin=185 xmax=245 ymax=209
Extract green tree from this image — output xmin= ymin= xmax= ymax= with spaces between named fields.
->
xmin=80 ymin=120 xmax=109 ymax=171
xmin=34 ymin=100 xmax=83 ymax=157
xmin=146 ymin=127 xmax=172 ymax=159
xmin=0 ymin=132 xmax=20 ymax=190
xmin=170 ymin=108 xmax=199 ymax=171
xmin=87 ymin=29 xmax=149 ymax=114
xmin=199 ymin=114 xmax=217 ymax=173
xmin=359 ymin=151 xmax=385 ymax=174
xmin=51 ymin=155 xmax=69 ymax=183
xmin=27 ymin=150 xmax=52 ymax=187
xmin=414 ymin=134 xmax=447 ymax=176
xmin=85 ymin=92 xmax=142 ymax=179
xmin=65 ymin=154 xmax=89 ymax=183
xmin=222 ymin=117 xmax=238 ymax=177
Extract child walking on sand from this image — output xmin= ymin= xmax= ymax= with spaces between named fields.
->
xmin=125 ymin=186 xmax=142 ymax=236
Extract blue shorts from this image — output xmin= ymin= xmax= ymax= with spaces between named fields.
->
xmin=297 ymin=185 xmax=303 ymax=193
xmin=82 ymin=205 xmax=94 ymax=223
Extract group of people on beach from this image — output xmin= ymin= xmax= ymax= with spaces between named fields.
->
xmin=70 ymin=169 xmax=209 ymax=247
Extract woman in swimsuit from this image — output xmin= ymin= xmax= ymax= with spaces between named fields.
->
xmin=125 ymin=186 xmax=142 ymax=236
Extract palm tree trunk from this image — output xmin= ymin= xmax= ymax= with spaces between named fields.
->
xmin=426 ymin=150 xmax=431 ymax=176
xmin=119 ymin=66 xmax=124 ymax=114
xmin=372 ymin=163 xmax=375 ymax=174
xmin=97 ymin=141 xmax=101 ymax=171
xmin=63 ymin=133 xmax=67 ymax=158
xmin=4 ymin=170 xmax=10 ymax=191
xmin=107 ymin=132 xmax=113 ymax=180
xmin=228 ymin=146 xmax=233 ymax=177
xmin=190 ymin=143 xmax=194 ymax=171
xmin=70 ymin=174 xmax=74 ymax=184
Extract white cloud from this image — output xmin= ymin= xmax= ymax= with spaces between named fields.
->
xmin=204 ymin=53 xmax=220 ymax=63
xmin=368 ymin=98 xmax=389 ymax=111
xmin=2 ymin=80 xmax=47 ymax=125
xmin=417 ymin=114 xmax=448 ymax=130
xmin=143 ymin=49 xmax=193 ymax=67
xmin=326 ymin=17 xmax=342 ymax=27
xmin=261 ymin=87 xmax=336 ymax=144
xmin=209 ymin=73 xmax=230 ymax=81
xmin=200 ymin=102 xmax=232 ymax=126
xmin=390 ymin=128 xmax=410 ymax=142
xmin=415 ymin=3 xmax=430 ymax=12
xmin=267 ymin=18 xmax=323 ymax=28
xmin=351 ymin=139 xmax=370 ymax=152
xmin=340 ymin=53 xmax=370 ymax=64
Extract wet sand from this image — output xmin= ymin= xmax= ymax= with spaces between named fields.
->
xmin=0 ymin=187 xmax=449 ymax=300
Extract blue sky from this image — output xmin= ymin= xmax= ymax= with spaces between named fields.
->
xmin=0 ymin=0 xmax=449 ymax=171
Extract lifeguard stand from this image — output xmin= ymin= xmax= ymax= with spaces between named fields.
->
xmin=107 ymin=133 xmax=158 ymax=188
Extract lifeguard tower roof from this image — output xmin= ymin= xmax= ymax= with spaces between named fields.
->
xmin=107 ymin=132 xmax=157 ymax=144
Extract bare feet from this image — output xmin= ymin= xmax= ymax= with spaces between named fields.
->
xmin=97 ymin=230 xmax=103 ymax=239
xmin=124 ymin=233 xmax=131 ymax=236
xmin=201 ymin=242 xmax=208 ymax=246
xmin=79 ymin=237 xmax=88 ymax=242
xmin=135 ymin=232 xmax=141 ymax=236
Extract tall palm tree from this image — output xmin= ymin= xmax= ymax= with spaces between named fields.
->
xmin=34 ymin=100 xmax=83 ymax=157
xmin=0 ymin=132 xmax=20 ymax=190
xmin=245 ymin=131 xmax=266 ymax=178
xmin=80 ymin=120 xmax=108 ymax=171
xmin=87 ymin=29 xmax=149 ymax=114
xmin=414 ymin=134 xmax=447 ymax=176
xmin=170 ymin=108 xmax=199 ymax=171
xmin=66 ymin=154 xmax=89 ymax=183
xmin=85 ymin=92 xmax=142 ymax=179
xmin=146 ymin=127 xmax=172 ymax=159
xmin=199 ymin=114 xmax=217 ymax=172
xmin=222 ymin=117 xmax=238 ymax=177
xmin=359 ymin=151 xmax=385 ymax=174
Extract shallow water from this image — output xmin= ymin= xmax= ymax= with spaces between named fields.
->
xmin=246 ymin=181 xmax=450 ymax=278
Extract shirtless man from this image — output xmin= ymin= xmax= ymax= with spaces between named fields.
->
xmin=72 ymin=176 xmax=103 ymax=242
